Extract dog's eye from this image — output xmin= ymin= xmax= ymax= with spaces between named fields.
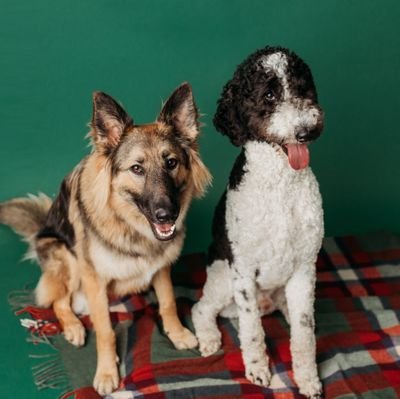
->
xmin=130 ymin=164 xmax=144 ymax=176
xmin=166 ymin=158 xmax=178 ymax=170
xmin=265 ymin=91 xmax=275 ymax=102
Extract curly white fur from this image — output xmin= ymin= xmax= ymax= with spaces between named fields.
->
xmin=193 ymin=49 xmax=324 ymax=399
xmin=193 ymin=142 xmax=323 ymax=396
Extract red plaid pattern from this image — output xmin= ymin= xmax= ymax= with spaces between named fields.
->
xmin=15 ymin=232 xmax=400 ymax=399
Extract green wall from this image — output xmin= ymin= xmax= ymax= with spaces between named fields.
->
xmin=1 ymin=1 xmax=400 ymax=253
xmin=0 ymin=1 xmax=400 ymax=398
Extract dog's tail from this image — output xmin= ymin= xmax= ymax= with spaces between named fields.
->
xmin=0 ymin=193 xmax=51 ymax=237
xmin=0 ymin=193 xmax=52 ymax=258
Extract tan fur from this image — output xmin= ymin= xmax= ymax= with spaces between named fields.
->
xmin=152 ymin=267 xmax=198 ymax=349
xmin=0 ymin=193 xmax=51 ymax=238
xmin=35 ymin=271 xmax=68 ymax=307
xmin=0 ymin=85 xmax=211 ymax=395
xmin=188 ymin=149 xmax=212 ymax=198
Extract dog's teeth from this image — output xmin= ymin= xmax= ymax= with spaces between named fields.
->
xmin=155 ymin=224 xmax=176 ymax=238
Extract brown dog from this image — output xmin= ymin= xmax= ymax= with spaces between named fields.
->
xmin=0 ymin=83 xmax=211 ymax=395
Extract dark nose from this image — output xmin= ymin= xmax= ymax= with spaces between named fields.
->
xmin=296 ymin=131 xmax=310 ymax=143
xmin=155 ymin=208 xmax=176 ymax=223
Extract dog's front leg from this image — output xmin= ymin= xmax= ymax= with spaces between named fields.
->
xmin=82 ymin=268 xmax=119 ymax=395
xmin=152 ymin=266 xmax=198 ymax=349
xmin=285 ymin=268 xmax=322 ymax=399
xmin=232 ymin=269 xmax=271 ymax=387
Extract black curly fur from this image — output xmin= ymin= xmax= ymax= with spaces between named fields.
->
xmin=213 ymin=46 xmax=319 ymax=146
xmin=207 ymin=190 xmax=233 ymax=265
xmin=207 ymin=149 xmax=247 ymax=266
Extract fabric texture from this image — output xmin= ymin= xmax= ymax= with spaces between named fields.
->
xmin=13 ymin=231 xmax=400 ymax=399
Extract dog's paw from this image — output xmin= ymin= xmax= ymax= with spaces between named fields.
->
xmin=168 ymin=327 xmax=198 ymax=350
xmin=245 ymin=358 xmax=271 ymax=387
xmin=63 ymin=321 xmax=86 ymax=347
xmin=296 ymin=376 xmax=322 ymax=399
xmin=93 ymin=365 xmax=119 ymax=396
xmin=198 ymin=331 xmax=222 ymax=357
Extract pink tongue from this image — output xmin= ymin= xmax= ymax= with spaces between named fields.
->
xmin=285 ymin=144 xmax=310 ymax=170
xmin=155 ymin=223 xmax=174 ymax=233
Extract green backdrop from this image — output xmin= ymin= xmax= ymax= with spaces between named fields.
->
xmin=0 ymin=1 xmax=399 ymax=398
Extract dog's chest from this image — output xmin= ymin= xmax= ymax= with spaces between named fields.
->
xmin=226 ymin=142 xmax=323 ymax=284
xmin=89 ymin=236 xmax=166 ymax=286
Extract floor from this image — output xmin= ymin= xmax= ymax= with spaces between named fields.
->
xmin=0 ymin=228 xmax=61 ymax=399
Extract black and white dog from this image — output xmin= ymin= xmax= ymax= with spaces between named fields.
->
xmin=192 ymin=46 xmax=324 ymax=398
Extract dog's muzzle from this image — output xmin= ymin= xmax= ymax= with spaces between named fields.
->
xmin=148 ymin=203 xmax=179 ymax=241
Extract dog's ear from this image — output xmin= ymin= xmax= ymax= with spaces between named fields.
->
xmin=158 ymin=83 xmax=211 ymax=196
xmin=158 ymin=82 xmax=200 ymax=144
xmin=90 ymin=92 xmax=133 ymax=151
xmin=189 ymin=150 xmax=212 ymax=198
xmin=213 ymin=76 xmax=248 ymax=147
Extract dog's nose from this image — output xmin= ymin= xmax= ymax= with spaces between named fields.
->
xmin=296 ymin=131 xmax=310 ymax=143
xmin=155 ymin=208 xmax=172 ymax=223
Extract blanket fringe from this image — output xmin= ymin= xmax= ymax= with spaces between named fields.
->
xmin=9 ymin=287 xmax=73 ymax=396
xmin=8 ymin=288 xmax=35 ymax=312
xmin=16 ymin=304 xmax=56 ymax=320
xmin=59 ymin=386 xmax=102 ymax=399
xmin=28 ymin=352 xmax=72 ymax=394
xmin=26 ymin=330 xmax=58 ymax=348
xmin=8 ymin=288 xmax=56 ymax=322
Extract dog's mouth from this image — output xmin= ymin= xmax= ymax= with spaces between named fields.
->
xmin=150 ymin=222 xmax=177 ymax=241
xmin=281 ymin=143 xmax=310 ymax=170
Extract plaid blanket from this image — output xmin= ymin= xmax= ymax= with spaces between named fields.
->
xmin=13 ymin=231 xmax=400 ymax=399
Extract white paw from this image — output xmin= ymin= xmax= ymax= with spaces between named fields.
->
xmin=93 ymin=364 xmax=119 ymax=395
xmin=245 ymin=358 xmax=271 ymax=387
xmin=198 ymin=330 xmax=221 ymax=357
xmin=63 ymin=321 xmax=86 ymax=347
xmin=169 ymin=327 xmax=198 ymax=350
xmin=297 ymin=376 xmax=322 ymax=398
